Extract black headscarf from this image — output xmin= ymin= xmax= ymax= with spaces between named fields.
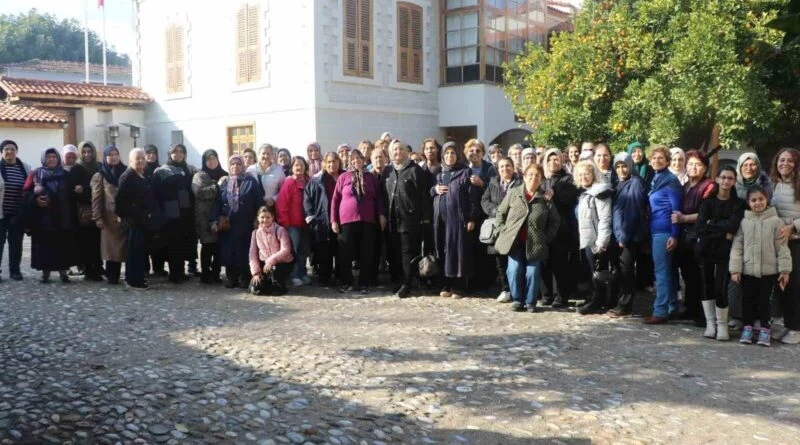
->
xmin=99 ymin=144 xmax=127 ymax=187
xmin=201 ymin=149 xmax=228 ymax=181
xmin=167 ymin=144 xmax=192 ymax=180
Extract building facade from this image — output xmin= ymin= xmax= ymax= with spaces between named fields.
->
xmin=134 ymin=0 xmax=572 ymax=165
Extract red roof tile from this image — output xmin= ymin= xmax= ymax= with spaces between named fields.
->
xmin=0 ymin=104 xmax=66 ymax=124
xmin=2 ymin=59 xmax=130 ymax=76
xmin=0 ymin=77 xmax=151 ymax=103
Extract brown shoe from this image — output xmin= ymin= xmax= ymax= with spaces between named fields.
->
xmin=643 ymin=315 xmax=668 ymax=325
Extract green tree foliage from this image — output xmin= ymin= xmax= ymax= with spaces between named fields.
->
xmin=0 ymin=9 xmax=129 ymax=67
xmin=504 ymin=0 xmax=798 ymax=151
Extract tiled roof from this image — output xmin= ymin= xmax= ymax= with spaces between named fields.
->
xmin=2 ymin=59 xmax=130 ymax=76
xmin=0 ymin=103 xmax=66 ymax=124
xmin=0 ymin=77 xmax=151 ymax=103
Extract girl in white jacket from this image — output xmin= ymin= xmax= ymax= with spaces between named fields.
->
xmin=730 ymin=185 xmax=792 ymax=346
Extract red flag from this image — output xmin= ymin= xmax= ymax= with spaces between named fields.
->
xmin=98 ymin=0 xmax=104 ymax=7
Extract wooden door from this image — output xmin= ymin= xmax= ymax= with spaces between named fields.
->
xmin=227 ymin=125 xmax=255 ymax=158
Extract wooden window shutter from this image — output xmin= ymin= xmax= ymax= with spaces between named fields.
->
xmin=174 ymin=25 xmax=185 ymax=92
xmin=165 ymin=26 xmax=174 ymax=93
xmin=343 ymin=0 xmax=358 ymax=75
xmin=410 ymin=6 xmax=422 ymax=83
xmin=358 ymin=0 xmax=372 ymax=77
xmin=236 ymin=7 xmax=248 ymax=84
xmin=247 ymin=4 xmax=261 ymax=82
xmin=166 ymin=24 xmax=184 ymax=93
xmin=397 ymin=4 xmax=410 ymax=82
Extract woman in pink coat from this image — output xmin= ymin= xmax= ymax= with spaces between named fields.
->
xmin=249 ymin=206 xmax=293 ymax=295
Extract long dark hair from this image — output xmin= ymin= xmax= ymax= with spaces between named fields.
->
xmin=769 ymin=147 xmax=800 ymax=201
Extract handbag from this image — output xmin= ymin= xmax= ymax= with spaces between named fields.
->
xmin=592 ymin=251 xmax=615 ymax=285
xmin=217 ymin=215 xmax=231 ymax=232
xmin=78 ymin=205 xmax=93 ymax=227
xmin=416 ymin=254 xmax=439 ymax=278
xmin=479 ymin=218 xmax=499 ymax=244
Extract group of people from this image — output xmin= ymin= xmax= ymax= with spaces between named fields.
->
xmin=0 ymin=134 xmax=798 ymax=347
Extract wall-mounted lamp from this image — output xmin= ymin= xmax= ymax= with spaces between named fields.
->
xmin=130 ymin=125 xmax=141 ymax=146
xmin=108 ymin=125 xmax=120 ymax=145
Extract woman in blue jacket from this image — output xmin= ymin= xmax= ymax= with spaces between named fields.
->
xmin=611 ymin=153 xmax=648 ymax=316
xmin=644 ymin=145 xmax=683 ymax=324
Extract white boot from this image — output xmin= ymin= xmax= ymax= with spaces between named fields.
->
xmin=702 ymin=300 xmax=716 ymax=338
xmin=715 ymin=307 xmax=730 ymax=341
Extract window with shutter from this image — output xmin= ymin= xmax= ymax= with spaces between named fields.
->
xmin=343 ymin=0 xmax=372 ymax=78
xmin=165 ymin=24 xmax=185 ymax=94
xmin=236 ymin=3 xmax=261 ymax=85
xmin=397 ymin=2 xmax=423 ymax=84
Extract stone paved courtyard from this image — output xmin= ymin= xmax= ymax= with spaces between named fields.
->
xmin=2 ymin=254 xmax=800 ymax=445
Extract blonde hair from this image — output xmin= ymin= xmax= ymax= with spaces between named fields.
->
xmin=649 ymin=144 xmax=671 ymax=161
xmin=572 ymin=160 xmax=603 ymax=187
xmin=464 ymin=138 xmax=485 ymax=156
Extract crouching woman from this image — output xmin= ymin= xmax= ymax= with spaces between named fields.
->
xmin=249 ymin=206 xmax=294 ymax=295
xmin=493 ymin=164 xmax=560 ymax=312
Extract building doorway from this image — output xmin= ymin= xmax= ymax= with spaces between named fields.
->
xmin=444 ymin=126 xmax=477 ymax=150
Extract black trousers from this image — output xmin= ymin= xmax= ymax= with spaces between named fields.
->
xmin=543 ymin=238 xmax=576 ymax=300
xmin=250 ymin=262 xmax=291 ymax=295
xmin=779 ymin=241 xmax=800 ymax=330
xmin=149 ymin=245 xmax=168 ymax=273
xmin=105 ymin=261 xmax=122 ymax=283
xmin=314 ymin=235 xmax=339 ymax=283
xmin=741 ymin=274 xmax=776 ymax=328
xmin=225 ymin=266 xmax=251 ymax=286
xmin=78 ymin=226 xmax=103 ymax=278
xmin=702 ymin=260 xmax=730 ymax=308
xmin=675 ymin=240 xmax=703 ymax=318
xmin=200 ymin=243 xmax=221 ymax=279
xmin=635 ymin=245 xmax=654 ymax=289
xmin=495 ymin=254 xmax=509 ymax=292
xmin=617 ymin=242 xmax=641 ymax=311
xmin=338 ymin=222 xmax=376 ymax=287
xmin=584 ymin=247 xmax=619 ymax=309
xmin=388 ymin=228 xmax=421 ymax=288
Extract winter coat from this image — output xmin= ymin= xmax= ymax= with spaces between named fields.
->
xmin=543 ymin=169 xmax=580 ymax=241
xmin=481 ymin=175 xmax=522 ymax=218
xmin=494 ymin=186 xmax=560 ymax=260
xmin=695 ymin=193 xmax=745 ymax=263
xmin=577 ymin=182 xmax=613 ymax=251
xmin=91 ymin=172 xmax=127 ymax=262
xmin=304 ymin=171 xmax=336 ymax=243
xmin=680 ymin=178 xmax=715 ymax=242
xmin=116 ymin=168 xmax=164 ymax=233
xmin=432 ymin=165 xmax=482 ymax=278
xmin=771 ymin=181 xmax=800 ymax=239
xmin=247 ymin=163 xmax=285 ymax=205
xmin=613 ymin=175 xmax=649 ymax=246
xmin=729 ymin=206 xmax=792 ymax=277
xmin=276 ymin=176 xmax=308 ymax=229
xmin=192 ymin=171 xmax=219 ymax=244
xmin=249 ymin=223 xmax=294 ymax=276
xmin=381 ymin=162 xmax=431 ymax=232
xmin=649 ymin=169 xmax=683 ymax=238
xmin=330 ymin=171 xmax=383 ymax=225
xmin=23 ymin=165 xmax=77 ymax=271
xmin=212 ymin=175 xmax=264 ymax=270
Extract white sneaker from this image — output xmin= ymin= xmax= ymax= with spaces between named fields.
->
xmin=497 ymin=291 xmax=511 ymax=303
xmin=781 ymin=330 xmax=800 ymax=345
xmin=451 ymin=293 xmax=463 ymax=299
xmin=300 ymin=276 xmax=312 ymax=285
xmin=291 ymin=278 xmax=303 ymax=287
xmin=771 ymin=320 xmax=786 ymax=340
xmin=729 ymin=319 xmax=743 ymax=331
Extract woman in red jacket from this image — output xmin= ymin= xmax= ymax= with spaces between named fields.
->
xmin=276 ymin=156 xmax=310 ymax=286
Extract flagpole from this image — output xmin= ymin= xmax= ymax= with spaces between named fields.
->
xmin=101 ymin=0 xmax=107 ymax=85
xmin=84 ymin=0 xmax=89 ymax=83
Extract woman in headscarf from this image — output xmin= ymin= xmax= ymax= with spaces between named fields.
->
xmin=463 ymin=138 xmax=497 ymax=291
xmin=626 ymin=142 xmax=654 ymax=189
xmin=337 ymin=144 xmax=352 ymax=170
xmin=0 ymin=140 xmax=31 ymax=281
xmin=212 ymin=155 xmax=264 ymax=288
xmin=23 ymin=147 xmax=78 ymax=282
xmin=62 ymin=145 xmax=80 ymax=275
xmin=735 ymin=152 xmax=773 ymax=202
xmin=330 ymin=149 xmax=385 ymax=294
xmin=61 ymin=145 xmax=78 ymax=171
xmin=116 ymin=148 xmax=165 ymax=289
xmin=152 ymin=144 xmax=198 ymax=283
xmin=277 ymin=148 xmax=292 ymax=177
xmin=192 ymin=149 xmax=228 ymax=284
xmin=669 ymin=147 xmax=689 ymax=186
xmin=432 ymin=142 xmax=482 ymax=299
xmin=277 ymin=156 xmax=311 ymax=286
xmin=70 ymin=141 xmax=103 ymax=281
xmin=306 ymin=143 xmax=322 ymax=176
xmin=143 ymin=144 xmax=167 ymax=276
xmin=90 ymin=145 xmax=128 ymax=284
xmin=304 ymin=152 xmax=342 ymax=286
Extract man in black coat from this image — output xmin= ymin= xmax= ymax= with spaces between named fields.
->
xmin=381 ymin=140 xmax=431 ymax=298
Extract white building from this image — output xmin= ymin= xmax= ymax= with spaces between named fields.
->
xmin=133 ymin=0 xmax=572 ymax=165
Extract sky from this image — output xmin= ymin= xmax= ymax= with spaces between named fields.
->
xmin=0 ymin=0 xmax=136 ymax=58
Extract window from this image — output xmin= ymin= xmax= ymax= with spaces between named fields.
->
xmin=343 ymin=0 xmax=373 ymax=78
xmin=171 ymin=130 xmax=184 ymax=146
xmin=397 ymin=2 xmax=423 ymax=84
xmin=227 ymin=125 xmax=255 ymax=158
xmin=237 ymin=3 xmax=261 ymax=84
xmin=445 ymin=11 xmax=480 ymax=83
xmin=165 ymin=24 xmax=185 ymax=93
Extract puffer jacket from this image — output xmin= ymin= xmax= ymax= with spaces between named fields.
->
xmin=249 ymin=223 xmax=294 ymax=276
xmin=577 ymin=182 xmax=613 ymax=251
xmin=729 ymin=206 xmax=792 ymax=277
xmin=494 ymin=186 xmax=560 ymax=260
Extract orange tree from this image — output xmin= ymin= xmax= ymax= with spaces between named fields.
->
xmin=503 ymin=0 xmax=795 ymax=151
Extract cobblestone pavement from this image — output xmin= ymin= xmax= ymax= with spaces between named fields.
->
xmin=2 ymin=258 xmax=800 ymax=444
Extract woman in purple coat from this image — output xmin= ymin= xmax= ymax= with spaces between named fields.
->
xmin=432 ymin=142 xmax=482 ymax=299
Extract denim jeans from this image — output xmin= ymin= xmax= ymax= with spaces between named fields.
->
xmin=506 ymin=246 xmax=542 ymax=306
xmin=288 ymin=227 xmax=308 ymax=279
xmin=0 ymin=214 xmax=24 ymax=275
xmin=652 ymin=232 xmax=677 ymax=318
